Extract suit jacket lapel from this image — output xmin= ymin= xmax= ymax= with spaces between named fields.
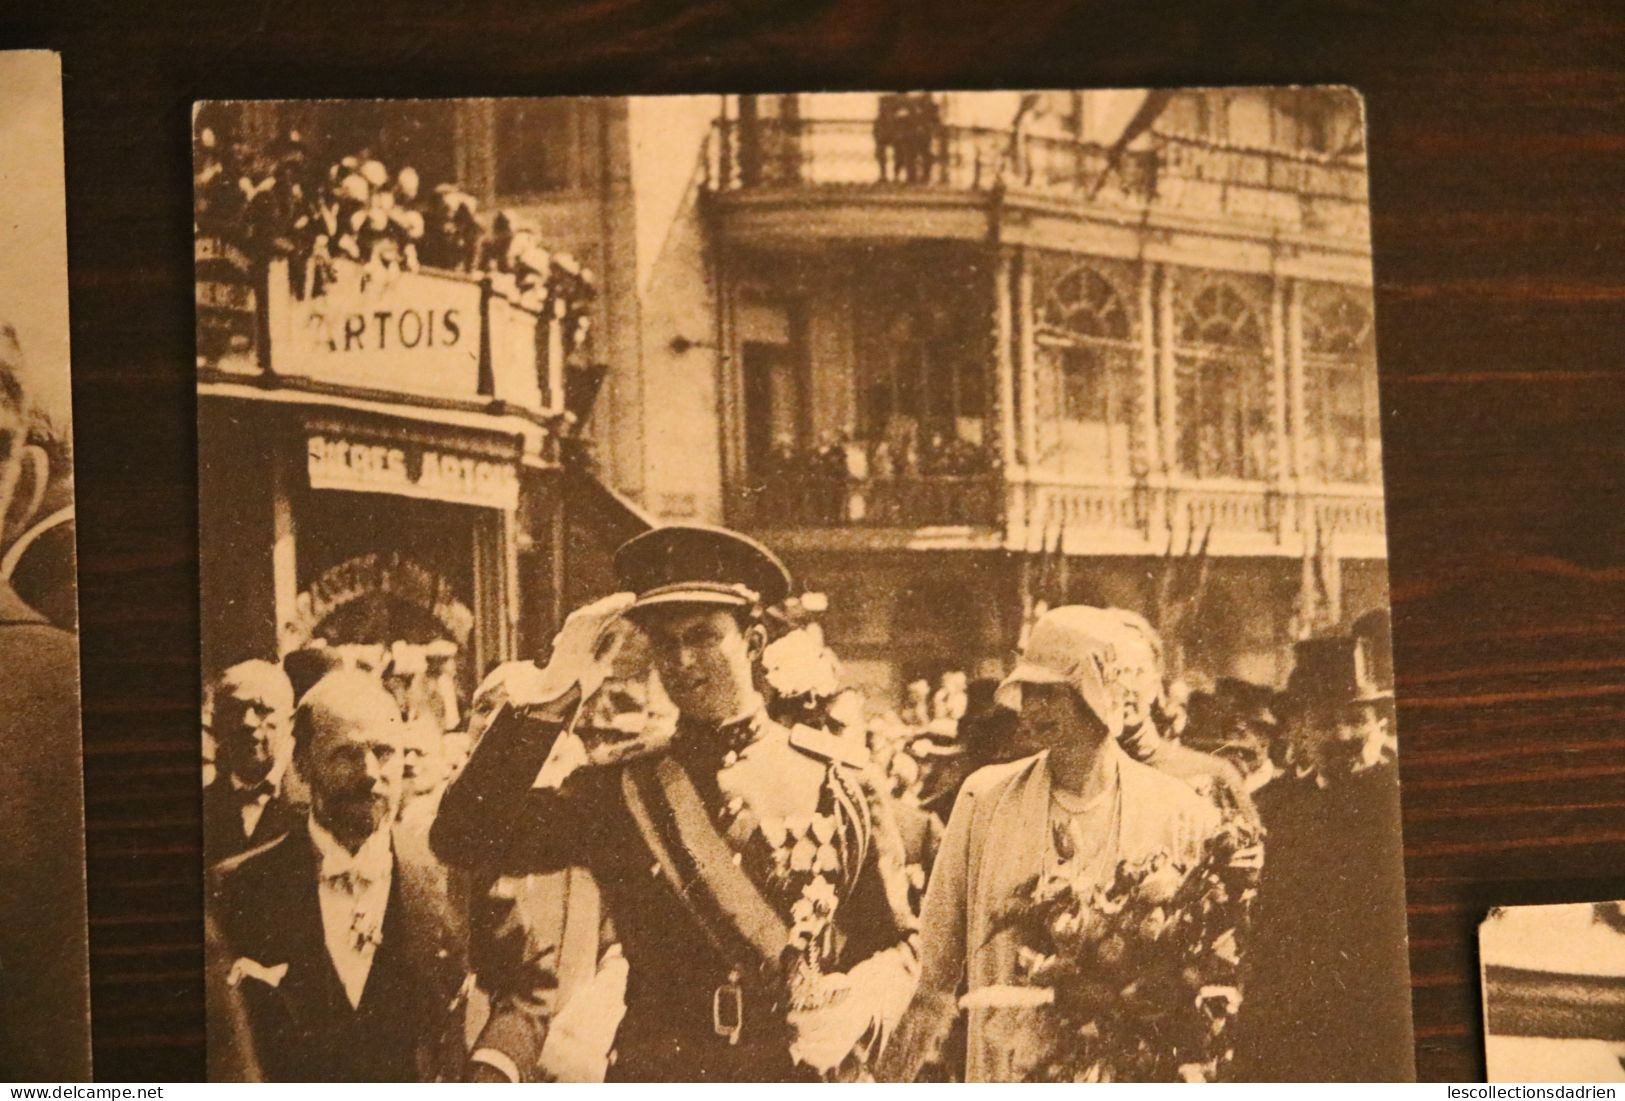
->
xmin=259 ymin=826 xmax=347 ymax=1035
xmin=390 ymin=825 xmax=467 ymax=1080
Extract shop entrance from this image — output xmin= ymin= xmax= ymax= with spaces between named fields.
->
xmin=288 ymin=489 xmax=506 ymax=723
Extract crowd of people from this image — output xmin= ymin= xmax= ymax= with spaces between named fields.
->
xmin=192 ymin=125 xmax=595 ymax=349
xmin=745 ymin=429 xmax=997 ymax=526
xmin=760 ymin=428 xmax=994 ymax=485
xmin=202 ymin=522 xmax=1408 ymax=1082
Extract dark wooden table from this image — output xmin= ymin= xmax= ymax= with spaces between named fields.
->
xmin=4 ymin=0 xmax=1622 ymax=1081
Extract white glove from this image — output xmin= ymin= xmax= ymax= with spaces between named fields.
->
xmin=482 ymin=592 xmax=635 ymax=710
xmin=539 ymin=945 xmax=629 ymax=1083
xmin=786 ymin=976 xmax=876 ymax=1076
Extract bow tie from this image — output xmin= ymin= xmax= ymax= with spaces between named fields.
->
xmin=322 ymin=869 xmax=372 ymax=894
xmin=318 ymin=843 xmax=389 ymax=895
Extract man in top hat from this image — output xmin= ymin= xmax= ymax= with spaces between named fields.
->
xmin=431 ymin=525 xmax=919 ymax=1082
xmin=1230 ymin=634 xmax=1413 ymax=1081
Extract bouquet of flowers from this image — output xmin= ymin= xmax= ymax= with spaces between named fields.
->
xmin=966 ymin=822 xmax=1261 ymax=1082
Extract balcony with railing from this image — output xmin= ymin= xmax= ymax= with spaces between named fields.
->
xmin=196 ymin=250 xmax=590 ymax=425
xmin=193 ymin=119 xmax=598 ymax=425
xmin=728 ymin=434 xmax=1003 ymax=539
xmin=1007 ymin=475 xmax=1387 ymax=560
xmin=732 ymin=472 xmax=1002 ymax=531
xmin=706 ymin=117 xmax=1370 ymax=240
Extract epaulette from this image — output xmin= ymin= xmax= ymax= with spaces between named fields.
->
xmin=788 ymin=724 xmax=871 ymax=770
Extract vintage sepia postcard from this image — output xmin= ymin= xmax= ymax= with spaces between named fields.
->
xmin=1482 ymin=902 xmax=1625 ymax=1082
xmin=194 ymin=88 xmax=1412 ymax=1081
xmin=0 ymin=50 xmax=92 ymax=1081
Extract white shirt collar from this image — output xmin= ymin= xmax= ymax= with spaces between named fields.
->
xmin=308 ymin=815 xmax=393 ymax=885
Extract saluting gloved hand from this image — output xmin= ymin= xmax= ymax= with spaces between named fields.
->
xmin=465 ymin=592 xmax=637 ymax=788
xmin=517 ymin=591 xmax=638 ymax=709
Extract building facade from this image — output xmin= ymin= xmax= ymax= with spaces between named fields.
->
xmin=635 ymin=89 xmax=1388 ymax=700
xmin=194 ymin=99 xmax=646 ymax=706
xmin=195 ymin=90 xmax=1391 ymax=710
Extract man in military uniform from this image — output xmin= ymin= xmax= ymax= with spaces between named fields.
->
xmin=431 ymin=525 xmax=919 ymax=1082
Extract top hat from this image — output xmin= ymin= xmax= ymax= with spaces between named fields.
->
xmin=1349 ymin=607 xmax=1396 ymax=693
xmin=1286 ymin=636 xmax=1393 ymax=708
xmin=614 ymin=524 xmax=792 ymax=617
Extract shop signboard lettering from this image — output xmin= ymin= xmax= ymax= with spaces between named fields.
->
xmin=307 ymin=432 xmax=519 ymax=511
xmin=268 ymin=260 xmax=483 ymax=400
xmin=195 ymin=235 xmax=258 ymax=366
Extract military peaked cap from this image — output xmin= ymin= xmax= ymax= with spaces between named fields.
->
xmin=614 ymin=524 xmax=792 ymax=615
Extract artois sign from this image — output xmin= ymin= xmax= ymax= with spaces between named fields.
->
xmin=266 ymin=259 xmax=482 ymax=401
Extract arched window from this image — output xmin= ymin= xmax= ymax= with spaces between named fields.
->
xmin=1302 ymin=285 xmax=1379 ymax=484
xmin=1034 ymin=265 xmax=1142 ymax=477
xmin=1174 ymin=280 xmax=1271 ymax=480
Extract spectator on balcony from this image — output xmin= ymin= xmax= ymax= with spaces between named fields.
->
xmin=230 ymin=132 xmax=323 ymax=294
xmin=931 ymin=671 xmax=968 ymax=724
xmin=899 ymin=94 xmax=941 ymax=184
xmin=869 ymin=436 xmax=897 ymax=481
xmin=874 ymin=93 xmax=908 ymax=182
xmin=1006 ymin=92 xmax=1042 ymax=186
xmin=872 ymin=94 xmax=940 ymax=185
xmin=901 ymin=679 xmax=932 ymax=728
xmin=478 ymin=210 xmax=519 ymax=274
xmin=194 ymin=124 xmax=242 ymax=235
xmin=815 ymin=430 xmax=850 ymax=524
xmin=421 ymin=184 xmax=482 ymax=271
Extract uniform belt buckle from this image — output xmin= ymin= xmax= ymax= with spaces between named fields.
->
xmin=712 ymin=969 xmax=744 ymax=1046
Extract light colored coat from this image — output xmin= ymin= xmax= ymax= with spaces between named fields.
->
xmin=880 ymin=744 xmax=1222 ymax=1082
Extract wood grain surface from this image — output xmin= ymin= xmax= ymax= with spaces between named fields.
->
xmin=2 ymin=0 xmax=1622 ymax=1081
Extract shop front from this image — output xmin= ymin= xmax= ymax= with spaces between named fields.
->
xmin=197 ymin=397 xmax=544 ymax=722
xmin=197 ymin=252 xmax=577 ymax=725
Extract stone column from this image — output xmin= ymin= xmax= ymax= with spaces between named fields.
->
xmin=1269 ymin=276 xmax=1291 ymax=543
xmin=1136 ymin=261 xmax=1158 ymax=477
xmin=1286 ymin=278 xmax=1310 ymax=547
xmin=271 ymin=434 xmax=300 ymax=658
xmin=1286 ymin=278 xmax=1308 ymax=482
xmin=1017 ymin=249 xmax=1038 ymax=471
xmin=1156 ymin=264 xmax=1178 ymax=475
xmin=995 ymin=247 xmax=1017 ymax=475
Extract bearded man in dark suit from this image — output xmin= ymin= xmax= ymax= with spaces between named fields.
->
xmin=208 ymin=671 xmax=541 ymax=1081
